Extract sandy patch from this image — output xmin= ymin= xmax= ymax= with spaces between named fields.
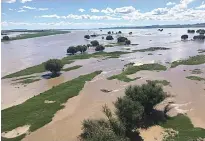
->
xmin=44 ymin=100 xmax=56 ymax=104
xmin=139 ymin=126 xmax=165 ymax=141
xmin=1 ymin=125 xmax=30 ymax=138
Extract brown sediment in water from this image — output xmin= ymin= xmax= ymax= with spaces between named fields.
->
xmin=21 ymin=64 xmax=205 ymax=141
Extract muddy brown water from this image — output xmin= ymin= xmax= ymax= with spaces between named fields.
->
xmin=1 ymin=28 xmax=205 ymax=140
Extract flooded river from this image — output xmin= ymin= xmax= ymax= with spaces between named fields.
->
xmin=1 ymin=28 xmax=205 ymax=141
xmin=2 ymin=28 xmax=204 ymax=77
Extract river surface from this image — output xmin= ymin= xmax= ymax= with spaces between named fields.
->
xmin=2 ymin=28 xmax=204 ymax=77
xmin=1 ymin=28 xmax=205 ymax=141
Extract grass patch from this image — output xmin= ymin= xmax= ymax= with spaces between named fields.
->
xmin=133 ymin=47 xmax=170 ymax=52
xmin=1 ymin=71 xmax=101 ymax=141
xmin=160 ymin=114 xmax=205 ymax=141
xmin=186 ymin=76 xmax=205 ymax=81
xmin=198 ymin=49 xmax=205 ymax=53
xmin=62 ymin=65 xmax=82 ymax=72
xmin=171 ymin=55 xmax=205 ymax=68
xmin=12 ymin=76 xmax=37 ymax=81
xmin=104 ymin=44 xmax=114 ymax=47
xmin=146 ymin=80 xmax=170 ymax=86
xmin=108 ymin=63 xmax=166 ymax=82
xmin=191 ymin=69 xmax=203 ymax=74
xmin=2 ymin=51 xmax=129 ymax=79
xmin=2 ymin=31 xmax=70 ymax=41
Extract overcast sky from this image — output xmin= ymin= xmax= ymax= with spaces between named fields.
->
xmin=1 ymin=0 xmax=205 ymax=29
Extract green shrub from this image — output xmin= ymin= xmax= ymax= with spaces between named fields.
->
xmin=44 ymin=59 xmax=63 ymax=76
xmin=91 ymin=40 xmax=99 ymax=46
xmin=129 ymin=32 xmax=132 ymax=35
xmin=77 ymin=45 xmax=87 ymax=53
xmin=117 ymin=37 xmax=128 ymax=43
xmin=125 ymin=40 xmax=131 ymax=45
xmin=181 ymin=35 xmax=188 ymax=40
xmin=108 ymin=31 xmax=111 ymax=34
xmin=106 ymin=35 xmax=114 ymax=40
xmin=2 ymin=36 xmax=10 ymax=41
xmin=118 ymin=31 xmax=122 ymax=34
xmin=95 ymin=45 xmax=105 ymax=51
xmin=67 ymin=46 xmax=78 ymax=55
xmin=125 ymin=81 xmax=166 ymax=114
xmin=84 ymin=35 xmax=90 ymax=39
xmin=114 ymin=97 xmax=144 ymax=131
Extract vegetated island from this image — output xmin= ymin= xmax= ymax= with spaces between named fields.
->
xmin=1 ymin=30 xmax=70 ymax=42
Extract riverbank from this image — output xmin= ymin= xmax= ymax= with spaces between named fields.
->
xmin=1 ymin=30 xmax=70 ymax=42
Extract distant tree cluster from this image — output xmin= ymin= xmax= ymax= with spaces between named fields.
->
xmin=90 ymin=40 xmax=99 ymax=46
xmin=2 ymin=36 xmax=10 ymax=41
xmin=84 ymin=35 xmax=90 ymax=39
xmin=67 ymin=45 xmax=88 ymax=55
xmin=80 ymin=81 xmax=167 ymax=141
xmin=181 ymin=34 xmax=188 ymax=40
xmin=117 ymin=37 xmax=131 ymax=45
xmin=196 ymin=29 xmax=205 ymax=34
xmin=106 ymin=35 xmax=114 ymax=40
xmin=187 ymin=29 xmax=195 ymax=33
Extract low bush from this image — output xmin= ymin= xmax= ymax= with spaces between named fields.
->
xmin=91 ymin=40 xmax=99 ymax=46
xmin=106 ymin=35 xmax=114 ymax=40
xmin=95 ymin=45 xmax=105 ymax=51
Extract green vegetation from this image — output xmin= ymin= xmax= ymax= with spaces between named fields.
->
xmin=186 ymin=76 xmax=205 ymax=81
xmin=181 ymin=35 xmax=188 ymax=40
xmin=146 ymin=80 xmax=170 ymax=86
xmin=171 ymin=55 xmax=205 ymax=68
xmin=90 ymin=40 xmax=99 ymax=46
xmin=62 ymin=65 xmax=82 ymax=71
xmin=2 ymin=71 xmax=101 ymax=141
xmin=14 ymin=78 xmax=41 ymax=85
xmin=198 ymin=49 xmax=205 ymax=53
xmin=106 ymin=35 xmax=114 ymax=40
xmin=2 ymin=51 xmax=131 ymax=79
xmin=12 ymin=76 xmax=37 ymax=81
xmin=80 ymin=82 xmax=167 ymax=141
xmin=67 ymin=46 xmax=78 ymax=55
xmin=191 ymin=69 xmax=203 ymax=74
xmin=2 ymin=36 xmax=10 ymax=41
xmin=44 ymin=59 xmax=64 ymax=76
xmin=133 ymin=47 xmax=170 ymax=52
xmin=104 ymin=44 xmax=114 ymax=47
xmin=95 ymin=45 xmax=105 ymax=51
xmin=108 ymin=63 xmax=167 ymax=82
xmin=160 ymin=114 xmax=205 ymax=141
xmin=2 ymin=31 xmax=70 ymax=41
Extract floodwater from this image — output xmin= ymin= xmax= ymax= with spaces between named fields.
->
xmin=1 ymin=28 xmax=205 ymax=140
xmin=2 ymin=28 xmax=204 ymax=76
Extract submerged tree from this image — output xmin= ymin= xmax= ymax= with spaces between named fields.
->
xmin=117 ymin=37 xmax=128 ymax=43
xmin=90 ymin=40 xmax=99 ymax=46
xmin=106 ymin=35 xmax=114 ymax=40
xmin=84 ymin=35 xmax=90 ymax=39
xmin=44 ymin=59 xmax=63 ymax=76
xmin=77 ymin=45 xmax=87 ymax=53
xmin=95 ymin=45 xmax=105 ymax=51
xmin=2 ymin=36 xmax=10 ymax=41
xmin=67 ymin=46 xmax=78 ymax=55
xmin=125 ymin=40 xmax=131 ymax=45
xmin=181 ymin=34 xmax=188 ymax=40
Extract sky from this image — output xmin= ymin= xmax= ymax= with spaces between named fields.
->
xmin=1 ymin=0 xmax=205 ymax=29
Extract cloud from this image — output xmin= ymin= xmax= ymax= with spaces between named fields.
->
xmin=38 ymin=14 xmax=121 ymax=20
xmin=166 ymin=2 xmax=176 ymax=6
xmin=196 ymin=1 xmax=205 ymax=9
xmin=101 ymin=7 xmax=114 ymax=14
xmin=151 ymin=7 xmax=169 ymax=15
xmin=22 ymin=6 xmax=36 ymax=10
xmin=2 ymin=0 xmax=16 ymax=3
xmin=114 ymin=6 xmax=136 ymax=14
xmin=18 ymin=9 xmax=26 ymax=12
xmin=90 ymin=8 xmax=100 ymax=13
xmin=38 ymin=8 xmax=49 ymax=11
xmin=20 ymin=0 xmax=32 ymax=3
xmin=9 ymin=8 xmax=14 ymax=11
xmin=78 ymin=8 xmax=85 ymax=12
